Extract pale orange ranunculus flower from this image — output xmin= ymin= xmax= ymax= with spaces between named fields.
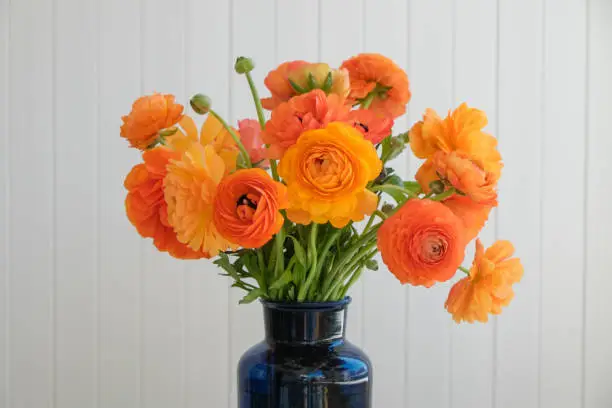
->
xmin=164 ymin=143 xmax=237 ymax=256
xmin=124 ymin=147 xmax=206 ymax=259
xmin=167 ymin=115 xmax=239 ymax=173
xmin=213 ymin=168 xmax=289 ymax=249
xmin=277 ymin=122 xmax=382 ymax=228
xmin=346 ymin=109 xmax=394 ymax=145
xmin=416 ymin=151 xmax=498 ymax=205
xmin=409 ymin=103 xmax=502 ymax=178
xmin=445 ymin=239 xmax=523 ymax=323
xmin=262 ymin=89 xmax=350 ymax=160
xmin=237 ymin=119 xmax=269 ymax=168
xmin=340 ymin=53 xmax=411 ymax=118
xmin=261 ymin=61 xmax=350 ymax=110
xmin=120 ymin=93 xmax=184 ymax=150
xmin=443 ymin=195 xmax=493 ymax=242
xmin=377 ymin=199 xmax=467 ymax=287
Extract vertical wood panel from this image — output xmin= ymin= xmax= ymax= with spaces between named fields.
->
xmin=54 ymin=0 xmax=98 ymax=406
xmin=361 ymin=1 xmax=408 ymax=407
xmin=319 ymin=0 xmax=365 ymax=347
xmin=98 ymin=0 xmax=142 ymax=405
xmin=8 ymin=0 xmax=55 ymax=407
xmin=0 ymin=0 xmax=9 ymax=405
xmin=450 ymin=2 xmax=498 ymax=407
xmin=540 ymin=0 xmax=587 ymax=407
xmin=184 ymin=0 xmax=231 ymax=407
xmin=407 ymin=1 xmax=454 ymax=406
xmin=496 ymin=1 xmax=543 ymax=407
xmin=585 ymin=1 xmax=612 ymax=407
xmin=276 ymin=0 xmax=319 ymax=62
xmin=229 ymin=1 xmax=275 ymax=405
xmin=140 ymin=0 xmax=186 ymax=407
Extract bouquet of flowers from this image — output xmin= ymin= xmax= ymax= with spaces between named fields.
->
xmin=120 ymin=53 xmax=523 ymax=323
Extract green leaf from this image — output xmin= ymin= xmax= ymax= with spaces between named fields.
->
xmin=270 ymin=269 xmax=293 ymax=290
xmin=288 ymin=78 xmax=308 ymax=94
xmin=293 ymin=263 xmax=306 ymax=286
xmin=374 ymin=185 xmax=408 ymax=205
xmin=242 ymin=253 xmax=260 ymax=277
xmin=239 ymin=288 xmax=265 ymax=304
xmin=404 ymin=181 xmax=422 ymax=194
xmin=364 ymin=259 xmax=379 ymax=271
xmin=213 ymin=253 xmax=240 ymax=280
xmin=321 ymin=72 xmax=333 ymax=93
xmin=307 ymin=72 xmax=317 ymax=90
xmin=386 ymin=175 xmax=404 ymax=187
xmin=289 ymin=236 xmax=307 ymax=268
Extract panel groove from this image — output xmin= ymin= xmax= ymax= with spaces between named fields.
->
xmin=138 ymin=0 xmax=145 ymax=406
xmin=227 ymin=2 xmax=234 ymax=407
xmin=94 ymin=0 xmax=101 ymax=404
xmin=51 ymin=0 xmax=58 ymax=404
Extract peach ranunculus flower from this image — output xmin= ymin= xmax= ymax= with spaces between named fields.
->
xmin=416 ymin=151 xmax=498 ymax=205
xmin=262 ymin=89 xmax=351 ymax=160
xmin=409 ymin=103 xmax=502 ymax=178
xmin=443 ymin=195 xmax=493 ymax=242
xmin=377 ymin=199 xmax=467 ymax=287
xmin=445 ymin=239 xmax=524 ymax=323
xmin=213 ymin=168 xmax=289 ymax=249
xmin=261 ymin=61 xmax=350 ymax=110
xmin=164 ymin=143 xmax=237 ymax=257
xmin=346 ymin=109 xmax=394 ymax=145
xmin=340 ymin=53 xmax=411 ymax=118
xmin=237 ymin=119 xmax=269 ymax=168
xmin=168 ymin=115 xmax=239 ymax=173
xmin=278 ymin=122 xmax=382 ymax=228
xmin=120 ymin=93 xmax=184 ymax=150
xmin=124 ymin=147 xmax=206 ymax=259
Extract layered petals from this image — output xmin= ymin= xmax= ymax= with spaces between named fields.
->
xmin=278 ymin=122 xmax=382 ymax=228
xmin=445 ymin=239 xmax=524 ymax=323
xmin=213 ymin=168 xmax=289 ymax=248
xmin=377 ymin=199 xmax=467 ymax=287
xmin=120 ymin=93 xmax=184 ymax=150
xmin=124 ymin=147 xmax=206 ymax=259
xmin=346 ymin=109 xmax=394 ymax=144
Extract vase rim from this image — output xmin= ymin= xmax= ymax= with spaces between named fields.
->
xmin=261 ymin=296 xmax=351 ymax=311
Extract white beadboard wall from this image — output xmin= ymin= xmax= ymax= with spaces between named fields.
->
xmin=1 ymin=0 xmax=611 ymax=407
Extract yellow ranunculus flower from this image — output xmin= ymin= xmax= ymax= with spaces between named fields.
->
xmin=278 ymin=122 xmax=382 ymax=228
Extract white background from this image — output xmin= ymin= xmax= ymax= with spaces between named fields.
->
xmin=1 ymin=0 xmax=611 ymax=407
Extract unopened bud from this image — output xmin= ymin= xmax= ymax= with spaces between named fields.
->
xmin=190 ymin=93 xmax=212 ymax=114
xmin=234 ymin=57 xmax=255 ymax=74
xmin=381 ymin=203 xmax=395 ymax=215
xmin=158 ymin=127 xmax=178 ymax=137
xmin=429 ymin=180 xmax=446 ymax=195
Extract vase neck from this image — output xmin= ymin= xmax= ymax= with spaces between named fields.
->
xmin=262 ymin=298 xmax=350 ymax=345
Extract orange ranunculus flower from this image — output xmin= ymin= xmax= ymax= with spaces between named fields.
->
xmin=124 ymin=147 xmax=206 ymax=259
xmin=237 ymin=119 xmax=269 ymax=168
xmin=261 ymin=60 xmax=309 ymax=110
xmin=346 ymin=109 xmax=394 ymax=144
xmin=409 ymin=103 xmax=502 ymax=178
xmin=262 ymin=89 xmax=351 ymax=159
xmin=377 ymin=199 xmax=466 ymax=287
xmin=443 ymin=195 xmax=493 ymax=242
xmin=445 ymin=239 xmax=523 ymax=323
xmin=164 ymin=143 xmax=236 ymax=256
xmin=340 ymin=53 xmax=411 ymax=118
xmin=120 ymin=93 xmax=184 ymax=150
xmin=416 ymin=151 xmax=498 ymax=205
xmin=213 ymin=168 xmax=289 ymax=248
xmin=277 ymin=122 xmax=382 ymax=228
xmin=168 ymin=115 xmax=239 ymax=173
xmin=261 ymin=61 xmax=350 ymax=110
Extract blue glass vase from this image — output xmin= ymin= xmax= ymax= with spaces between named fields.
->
xmin=238 ymin=297 xmax=372 ymax=408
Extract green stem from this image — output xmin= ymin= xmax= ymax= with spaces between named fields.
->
xmin=338 ymin=266 xmax=366 ymax=299
xmin=370 ymin=184 xmax=419 ymax=198
xmin=208 ymin=109 xmax=252 ymax=168
xmin=257 ymin=249 xmax=267 ymax=294
xmin=308 ymin=228 xmax=343 ymax=298
xmin=269 ymin=159 xmax=280 ymax=181
xmin=298 ymin=223 xmax=319 ymax=301
xmin=430 ymin=187 xmax=456 ymax=202
xmin=360 ymin=92 xmax=376 ymax=109
xmin=273 ymin=229 xmax=285 ymax=279
xmin=245 ymin=72 xmax=267 ymax=129
xmin=373 ymin=210 xmax=388 ymax=220
xmin=459 ymin=266 xmax=470 ymax=275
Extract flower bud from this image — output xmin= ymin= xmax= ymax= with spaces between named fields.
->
xmin=429 ymin=180 xmax=446 ymax=195
xmin=190 ymin=93 xmax=212 ymax=114
xmin=234 ymin=57 xmax=255 ymax=74
xmin=158 ymin=127 xmax=178 ymax=137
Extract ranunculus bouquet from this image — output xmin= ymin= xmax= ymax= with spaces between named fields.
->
xmin=121 ymin=53 xmax=523 ymax=323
